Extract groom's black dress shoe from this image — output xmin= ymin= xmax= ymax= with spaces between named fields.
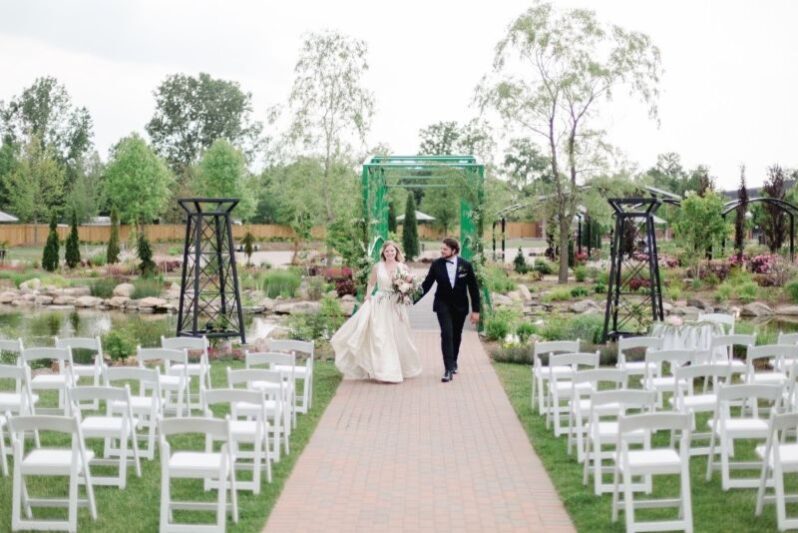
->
xmin=452 ymin=364 xmax=458 ymax=374
xmin=441 ymin=370 xmax=453 ymax=383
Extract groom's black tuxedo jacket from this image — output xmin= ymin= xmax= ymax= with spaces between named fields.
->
xmin=419 ymin=257 xmax=481 ymax=314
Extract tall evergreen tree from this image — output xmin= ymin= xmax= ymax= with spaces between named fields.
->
xmin=42 ymin=214 xmax=60 ymax=272
xmin=65 ymin=209 xmax=81 ymax=268
xmin=402 ymin=192 xmax=419 ymax=261
xmin=387 ymin=201 xmax=397 ymax=233
xmin=106 ymin=208 xmax=120 ymax=264
xmin=734 ymin=166 xmax=748 ymax=261
xmin=137 ymin=230 xmax=156 ymax=276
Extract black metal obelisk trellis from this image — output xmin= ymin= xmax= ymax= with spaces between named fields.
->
xmin=602 ymin=198 xmax=664 ymax=342
xmin=177 ymin=198 xmax=246 ymax=343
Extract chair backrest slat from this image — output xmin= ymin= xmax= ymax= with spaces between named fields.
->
xmin=267 ymin=339 xmax=314 ymax=356
xmin=619 ymin=412 xmax=691 ymax=434
xmin=55 ymin=337 xmax=101 ymax=353
xmin=159 ymin=417 xmax=229 ymax=439
xmin=8 ymin=414 xmax=78 ymax=434
xmin=533 ymin=340 xmax=580 ymax=357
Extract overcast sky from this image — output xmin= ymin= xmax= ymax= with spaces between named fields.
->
xmin=1 ymin=0 xmax=796 ymax=190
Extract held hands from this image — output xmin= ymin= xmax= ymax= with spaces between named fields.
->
xmin=470 ymin=312 xmax=480 ymax=325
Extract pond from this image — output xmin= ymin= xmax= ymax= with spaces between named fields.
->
xmin=0 ymin=308 xmax=280 ymax=348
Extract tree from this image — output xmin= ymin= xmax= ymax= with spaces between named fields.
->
xmin=65 ymin=209 xmax=81 ymax=268
xmin=387 ymin=201 xmax=397 ymax=234
xmin=478 ymin=3 xmax=662 ymax=283
xmin=763 ymin=165 xmax=788 ymax=253
xmin=418 ymin=121 xmax=461 ymax=156
xmin=422 ymin=186 xmax=458 ymax=235
xmin=137 ymin=230 xmax=156 ymax=276
xmin=7 ymin=136 xmax=66 ymax=243
xmin=107 ymin=208 xmax=120 ymax=264
xmin=66 ymin=151 xmax=104 ymax=224
xmin=672 ymin=191 xmax=728 ymax=277
xmin=195 ymin=139 xmax=254 ymax=220
xmin=734 ymin=166 xmax=748 ymax=261
xmin=105 ymin=134 xmax=173 ymax=224
xmin=242 ymin=231 xmax=255 ymax=266
xmin=502 ymin=138 xmax=552 ymax=192
xmin=0 ymin=76 xmax=93 ymax=177
xmin=402 ymin=192 xmax=419 ymax=261
xmin=146 ymin=73 xmax=262 ymax=173
xmin=42 ymin=214 xmax=60 ymax=272
xmin=285 ymin=30 xmax=375 ymax=261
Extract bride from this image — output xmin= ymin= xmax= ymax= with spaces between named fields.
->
xmin=331 ymin=241 xmax=422 ymax=383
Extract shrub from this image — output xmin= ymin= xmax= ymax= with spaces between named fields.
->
xmin=786 ymin=279 xmax=798 ymax=303
xmin=491 ymin=344 xmax=533 ymax=364
xmin=334 ymin=278 xmax=356 ymax=297
xmin=90 ymin=253 xmax=107 ymax=267
xmin=263 ymin=269 xmax=301 ymax=298
xmin=242 ymin=231 xmax=255 ymax=265
xmin=574 ymin=265 xmax=587 ymax=282
xmin=90 ymin=277 xmax=118 ymax=298
xmin=540 ymin=314 xmax=604 ymax=344
xmin=543 ymin=288 xmax=572 ymax=303
xmin=570 ymin=286 xmax=589 ymax=298
xmin=102 ymin=329 xmax=135 ymax=360
xmin=595 ymin=271 xmax=609 ymax=285
xmin=739 ymin=281 xmax=759 ymax=303
xmin=516 ymin=322 xmax=537 ymax=343
xmin=137 ymin=231 xmax=156 ymax=276
xmin=65 ymin=210 xmax=81 ymax=269
xmin=533 ymin=258 xmax=554 ymax=275
xmin=42 ymin=214 xmax=60 ymax=272
xmin=286 ymin=295 xmax=346 ymax=341
xmin=132 ymin=276 xmax=163 ymax=299
xmin=665 ymin=285 xmax=682 ymax=301
xmin=306 ymin=276 xmax=326 ymax=300
xmin=714 ymin=283 xmax=733 ymax=303
xmin=484 ymin=265 xmax=516 ymax=294
xmin=594 ymin=283 xmax=606 ymax=294
xmin=484 ymin=308 xmax=520 ymax=341
xmin=513 ymin=248 xmax=528 ymax=274
xmin=402 ymin=192 xmax=419 ymax=260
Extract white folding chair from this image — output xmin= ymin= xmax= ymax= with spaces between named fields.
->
xmin=699 ymin=312 xmax=735 ymax=334
xmin=756 ymin=411 xmax=798 ymax=530
xmin=617 ymin=336 xmax=662 ymax=381
xmin=104 ymin=366 xmax=161 ymax=460
xmin=203 ymin=388 xmax=273 ymax=494
xmin=778 ymin=332 xmax=798 ymax=346
xmin=0 ymin=338 xmax=24 ymax=366
xmin=227 ymin=367 xmax=288 ymax=461
xmin=671 ymin=363 xmax=731 ymax=456
xmin=583 ymin=389 xmax=656 ymax=496
xmin=0 ymin=364 xmax=38 ymax=474
xmin=68 ymin=385 xmax=142 ymax=489
xmin=22 ymin=347 xmax=74 ymax=414
xmin=161 ymin=336 xmax=211 ymax=412
xmin=245 ymin=350 xmax=297 ymax=431
xmin=547 ymin=352 xmax=599 ymax=436
xmin=55 ymin=336 xmax=104 ymax=409
xmin=9 ymin=415 xmax=97 ymax=532
xmin=532 ymin=339 xmax=580 ymax=415
xmin=159 ymin=417 xmax=238 ymax=532
xmin=267 ymin=339 xmax=315 ymax=414
xmin=642 ymin=349 xmax=695 ymax=408
xmin=137 ymin=346 xmax=188 ymax=417
xmin=706 ymin=383 xmax=784 ymax=490
xmin=710 ymin=333 xmax=755 ymax=379
xmin=612 ymin=412 xmax=693 ymax=533
xmin=569 ymin=368 xmax=627 ymax=463
xmin=746 ymin=345 xmax=793 ymax=388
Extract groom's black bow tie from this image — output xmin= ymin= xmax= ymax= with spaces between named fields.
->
xmin=445 ymin=260 xmax=454 ymax=264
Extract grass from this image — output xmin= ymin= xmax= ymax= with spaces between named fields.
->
xmin=0 ymin=359 xmax=342 ymax=532
xmin=493 ymin=362 xmax=784 ymax=532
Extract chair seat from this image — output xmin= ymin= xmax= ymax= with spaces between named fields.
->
xmin=619 ymin=361 xmax=657 ymax=374
xmin=593 ymin=422 xmax=646 ymax=440
xmin=571 ymin=400 xmax=620 ymax=414
xmin=31 ymin=374 xmax=68 ymax=388
xmin=554 ymin=382 xmax=592 ymax=395
xmin=749 ymin=372 xmax=786 ymax=385
xmin=169 ymin=452 xmax=225 ymax=477
xmin=112 ymin=397 xmax=155 ymax=412
xmin=671 ymin=394 xmax=717 ymax=411
xmin=21 ymin=448 xmax=94 ymax=475
xmin=230 ymin=420 xmax=266 ymax=441
xmin=708 ymin=418 xmax=769 ymax=436
xmin=170 ymin=363 xmax=206 ymax=376
xmin=71 ymin=363 xmax=103 ymax=377
xmin=647 ymin=376 xmax=676 ymax=389
xmin=251 ymin=381 xmax=293 ymax=394
xmin=0 ymin=392 xmax=38 ymax=410
xmin=159 ymin=375 xmax=185 ymax=388
xmin=534 ymin=366 xmax=573 ymax=379
xmin=273 ymin=364 xmax=308 ymax=377
xmin=621 ymin=449 xmax=681 ymax=474
xmin=234 ymin=400 xmax=281 ymax=415
xmin=81 ymin=416 xmax=127 ymax=436
xmin=756 ymin=443 xmax=798 ymax=471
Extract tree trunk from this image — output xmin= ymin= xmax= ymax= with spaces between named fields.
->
xmin=558 ymin=217 xmax=570 ymax=283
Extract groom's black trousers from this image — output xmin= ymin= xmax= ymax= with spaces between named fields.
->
xmin=436 ymin=303 xmax=467 ymax=372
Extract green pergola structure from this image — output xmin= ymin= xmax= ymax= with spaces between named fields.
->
xmin=362 ymin=155 xmax=485 ymax=261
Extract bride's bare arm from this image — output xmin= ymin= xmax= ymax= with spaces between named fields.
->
xmin=364 ymin=264 xmax=378 ymax=300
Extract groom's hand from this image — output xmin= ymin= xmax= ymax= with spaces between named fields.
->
xmin=470 ymin=312 xmax=480 ymax=325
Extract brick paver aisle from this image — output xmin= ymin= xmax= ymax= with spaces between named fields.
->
xmin=265 ymin=286 xmax=575 ymax=532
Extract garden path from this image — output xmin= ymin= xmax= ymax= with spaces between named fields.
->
xmin=264 ymin=280 xmax=574 ymax=532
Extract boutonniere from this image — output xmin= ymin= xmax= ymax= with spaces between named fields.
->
xmin=457 ymin=265 xmax=466 ymax=274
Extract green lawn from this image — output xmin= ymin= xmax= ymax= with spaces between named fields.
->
xmin=494 ymin=362 xmax=784 ymax=532
xmin=0 ymin=359 xmax=342 ymax=532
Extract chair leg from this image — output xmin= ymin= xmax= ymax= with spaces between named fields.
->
xmin=776 ymin=466 xmax=787 ymax=531
xmin=119 ymin=430 xmax=128 ymax=489
xmin=721 ymin=436 xmax=731 ymax=490
xmin=681 ymin=461 xmax=694 ymax=533
xmin=160 ymin=464 xmax=171 ymax=530
xmin=530 ymin=370 xmax=537 ymax=410
xmin=0 ymin=427 xmax=8 ymax=477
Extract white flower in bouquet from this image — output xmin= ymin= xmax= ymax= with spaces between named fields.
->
xmin=391 ymin=265 xmax=420 ymax=305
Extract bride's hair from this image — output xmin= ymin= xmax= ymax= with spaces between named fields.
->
xmin=380 ymin=240 xmax=405 ymax=263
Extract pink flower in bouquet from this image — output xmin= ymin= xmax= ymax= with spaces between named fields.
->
xmin=392 ymin=265 xmax=420 ymax=305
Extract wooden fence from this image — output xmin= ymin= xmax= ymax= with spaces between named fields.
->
xmin=0 ymin=221 xmax=542 ymax=247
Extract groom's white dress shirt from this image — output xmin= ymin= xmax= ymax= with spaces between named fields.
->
xmin=446 ymin=256 xmax=457 ymax=288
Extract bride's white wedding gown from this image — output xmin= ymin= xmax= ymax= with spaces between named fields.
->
xmin=332 ymin=262 xmax=422 ymax=383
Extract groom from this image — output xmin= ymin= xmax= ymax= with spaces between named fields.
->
xmin=417 ymin=237 xmax=480 ymax=383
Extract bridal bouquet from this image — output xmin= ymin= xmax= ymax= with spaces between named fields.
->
xmin=391 ymin=264 xmax=420 ymax=305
